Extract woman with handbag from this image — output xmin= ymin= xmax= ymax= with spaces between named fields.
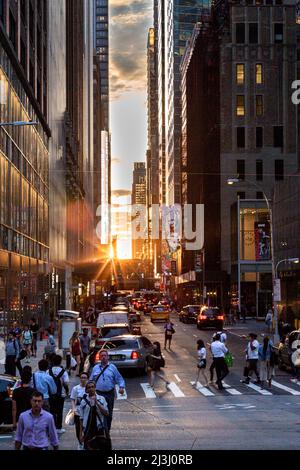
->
xmin=148 ymin=341 xmax=170 ymax=391
xmin=194 ymin=339 xmax=209 ymax=387
xmin=79 ymin=381 xmax=111 ymax=451
xmin=164 ymin=320 xmax=175 ymax=350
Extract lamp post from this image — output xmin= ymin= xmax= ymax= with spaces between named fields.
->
xmin=227 ymin=177 xmax=275 ymax=331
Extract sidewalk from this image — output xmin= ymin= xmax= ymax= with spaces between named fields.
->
xmin=224 ymin=318 xmax=271 ymax=337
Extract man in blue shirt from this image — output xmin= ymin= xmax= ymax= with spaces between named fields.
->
xmin=89 ymin=349 xmax=125 ymax=432
xmin=32 ymin=359 xmax=57 ymax=411
xmin=5 ymin=331 xmax=20 ymax=376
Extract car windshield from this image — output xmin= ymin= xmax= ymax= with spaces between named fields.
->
xmin=188 ymin=307 xmax=200 ymax=313
xmin=204 ymin=308 xmax=220 ymax=315
xmin=101 ymin=327 xmax=129 ymax=337
xmin=153 ymin=307 xmax=165 ymax=312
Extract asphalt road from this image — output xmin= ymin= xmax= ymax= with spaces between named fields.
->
xmin=1 ymin=314 xmax=300 ymax=450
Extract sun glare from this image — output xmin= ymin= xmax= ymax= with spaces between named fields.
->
xmin=117 ymin=239 xmax=132 ymax=259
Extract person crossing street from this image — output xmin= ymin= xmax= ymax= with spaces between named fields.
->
xmin=89 ymin=349 xmax=125 ymax=432
xmin=210 ymin=333 xmax=229 ymax=390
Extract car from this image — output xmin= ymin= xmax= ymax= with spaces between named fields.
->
xmin=179 ymin=305 xmax=201 ymax=324
xmin=197 ymin=306 xmax=224 ymax=330
xmin=150 ymin=305 xmax=170 ymax=323
xmin=0 ymin=374 xmax=18 ymax=425
xmin=276 ymin=330 xmax=300 ymax=370
xmin=84 ymin=335 xmax=154 ymax=375
xmin=128 ymin=310 xmax=141 ymax=322
xmin=112 ymin=305 xmax=129 ymax=313
xmin=144 ymin=303 xmax=154 ymax=315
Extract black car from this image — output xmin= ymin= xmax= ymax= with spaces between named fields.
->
xmin=276 ymin=330 xmax=300 ymax=370
xmin=0 ymin=374 xmax=18 ymax=425
xmin=197 ymin=306 xmax=224 ymax=330
xmin=179 ymin=305 xmax=201 ymax=324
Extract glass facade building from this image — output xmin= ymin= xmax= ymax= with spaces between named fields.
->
xmin=94 ymin=0 xmax=109 ymax=130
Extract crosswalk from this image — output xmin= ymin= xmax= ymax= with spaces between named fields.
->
xmin=115 ymin=375 xmax=300 ymax=400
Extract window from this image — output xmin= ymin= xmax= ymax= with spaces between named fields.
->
xmin=237 ymin=127 xmax=245 ymax=148
xmin=273 ymin=126 xmax=283 ymax=147
xmin=256 ymin=160 xmax=263 ymax=181
xmin=256 ymin=127 xmax=263 ymax=148
xmin=249 ymin=23 xmax=258 ymax=44
xmin=236 ymin=95 xmax=245 ymax=116
xmin=274 ymin=24 xmax=283 ymax=43
xmin=256 ymin=192 xmax=264 ymax=199
xmin=9 ymin=11 xmax=16 ymax=49
xmin=236 ymin=64 xmax=245 ymax=85
xmin=256 ymin=64 xmax=263 ymax=84
xmin=236 ymin=23 xmax=245 ymax=44
xmin=275 ymin=160 xmax=284 ymax=180
xmin=256 ymin=95 xmax=263 ymax=116
xmin=237 ymin=192 xmax=246 ymax=199
xmin=237 ymin=160 xmax=245 ymax=180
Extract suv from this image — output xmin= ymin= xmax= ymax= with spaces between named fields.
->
xmin=179 ymin=305 xmax=201 ymax=324
xmin=197 ymin=306 xmax=224 ymax=330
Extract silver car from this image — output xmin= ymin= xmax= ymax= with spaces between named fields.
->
xmin=85 ymin=335 xmax=154 ymax=375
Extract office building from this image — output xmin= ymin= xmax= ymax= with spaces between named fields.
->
xmin=131 ymin=162 xmax=147 ymax=259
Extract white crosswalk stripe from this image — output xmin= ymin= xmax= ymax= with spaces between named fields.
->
xmin=190 ymin=381 xmax=215 ymax=396
xmin=167 ymin=382 xmax=185 ymax=397
xmin=140 ymin=383 xmax=157 ymax=398
xmin=271 ymin=380 xmax=300 ymax=395
xmin=222 ymin=382 xmax=242 ymax=395
xmin=244 ymin=382 xmax=273 ymax=395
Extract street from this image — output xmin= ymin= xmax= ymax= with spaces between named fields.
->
xmin=1 ymin=314 xmax=300 ymax=450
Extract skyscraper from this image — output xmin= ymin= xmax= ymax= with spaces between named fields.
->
xmin=131 ymin=163 xmax=147 ymax=260
xmin=94 ymin=0 xmax=109 ymax=130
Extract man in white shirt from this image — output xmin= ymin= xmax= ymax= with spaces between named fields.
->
xmin=242 ymin=333 xmax=261 ymax=384
xmin=47 ymin=354 xmax=69 ymax=433
xmin=210 ymin=334 xmax=229 ymax=390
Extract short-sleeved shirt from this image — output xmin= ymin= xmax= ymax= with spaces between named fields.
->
xmin=198 ymin=347 xmax=206 ymax=361
xmin=70 ymin=384 xmax=86 ymax=415
xmin=12 ymin=386 xmax=35 ymax=420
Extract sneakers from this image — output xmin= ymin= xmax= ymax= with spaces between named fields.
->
xmin=77 ymin=443 xmax=84 ymax=450
xmin=57 ymin=428 xmax=66 ymax=434
xmin=165 ymin=381 xmax=170 ymax=390
xmin=241 ymin=378 xmax=250 ymax=384
xmin=254 ymin=379 xmax=261 ymax=385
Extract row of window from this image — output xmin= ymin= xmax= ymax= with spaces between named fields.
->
xmin=236 ymin=158 xmax=284 ymax=181
xmin=236 ymin=125 xmax=283 ymax=148
xmin=235 ymin=22 xmax=284 ymax=44
xmin=236 ymin=63 xmax=262 ymax=85
xmin=236 ymin=95 xmax=267 ymax=117
xmin=0 ymin=225 xmax=48 ymax=262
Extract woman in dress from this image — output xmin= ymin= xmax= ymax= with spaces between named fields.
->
xmin=258 ymin=336 xmax=275 ymax=388
xmin=69 ymin=331 xmax=82 ymax=376
xmin=148 ymin=341 xmax=170 ymax=391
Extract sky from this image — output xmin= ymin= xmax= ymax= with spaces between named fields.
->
xmin=110 ymin=0 xmax=152 ymax=194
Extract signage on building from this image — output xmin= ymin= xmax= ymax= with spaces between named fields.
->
xmin=171 ymin=260 xmax=177 ymax=275
xmin=254 ymin=222 xmax=271 ymax=261
xmin=273 ymin=278 xmax=281 ymax=302
xmin=195 ymin=252 xmax=203 ymax=272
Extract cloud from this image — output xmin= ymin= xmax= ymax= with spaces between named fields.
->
xmin=111 ymin=189 xmax=132 ymax=197
xmin=110 ymin=0 xmax=152 ymax=100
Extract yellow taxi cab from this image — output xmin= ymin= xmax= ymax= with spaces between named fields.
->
xmin=150 ymin=304 xmax=170 ymax=323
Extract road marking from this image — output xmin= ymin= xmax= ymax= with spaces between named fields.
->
xmin=271 ymin=380 xmax=300 ymax=395
xmin=152 ymin=405 xmax=179 ymax=408
xmin=290 ymin=379 xmax=300 ymax=386
xmin=193 ymin=334 xmax=197 ymax=338
xmin=141 ymin=383 xmax=157 ymax=398
xmin=191 ymin=381 xmax=215 ymax=396
xmin=115 ymin=385 xmax=127 ymax=400
xmin=174 ymin=374 xmax=181 ymax=382
xmin=244 ymin=382 xmax=273 ymax=395
xmin=222 ymin=382 xmax=242 ymax=395
xmin=167 ymin=382 xmax=185 ymax=397
xmin=0 ymin=436 xmax=12 ymax=439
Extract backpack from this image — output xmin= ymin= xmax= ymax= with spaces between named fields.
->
xmin=48 ymin=367 xmax=66 ymax=398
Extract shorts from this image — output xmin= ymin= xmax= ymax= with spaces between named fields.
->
xmin=197 ymin=359 xmax=206 ymax=369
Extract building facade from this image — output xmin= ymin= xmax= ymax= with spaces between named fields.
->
xmin=131 ymin=162 xmax=147 ymax=260
xmin=0 ymin=0 xmax=50 ymax=330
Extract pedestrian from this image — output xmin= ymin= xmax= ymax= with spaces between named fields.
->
xmin=12 ymin=367 xmax=35 ymax=430
xmin=214 ymin=330 xmax=227 ymax=344
xmin=29 ymin=317 xmax=39 ymax=357
xmin=5 ymin=331 xmax=20 ymax=376
xmin=210 ymin=333 xmax=229 ymax=390
xmin=241 ymin=333 xmax=261 ymax=384
xmin=164 ymin=319 xmax=175 ymax=350
xmin=47 ymin=354 xmax=69 ymax=434
xmin=89 ymin=349 xmax=125 ymax=432
xmin=258 ymin=336 xmax=275 ymax=388
xmin=21 ymin=325 xmax=33 ymax=363
xmin=70 ymin=372 xmax=89 ymax=450
xmin=194 ymin=339 xmax=208 ymax=387
xmin=148 ymin=341 xmax=170 ymax=390
xmin=265 ymin=306 xmax=273 ymax=334
xmin=79 ymin=381 xmax=110 ymax=451
xmin=44 ymin=329 xmax=56 ymax=364
xmin=291 ymin=345 xmax=300 ymax=381
xmin=79 ymin=329 xmax=91 ymax=374
xmin=11 ymin=323 xmax=23 ymax=375
xmin=15 ymin=391 xmax=59 ymax=451
xmin=32 ymin=359 xmax=57 ymax=411
xmin=69 ymin=331 xmax=82 ymax=377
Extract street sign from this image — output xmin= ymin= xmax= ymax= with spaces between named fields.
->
xmin=273 ymin=278 xmax=281 ymax=302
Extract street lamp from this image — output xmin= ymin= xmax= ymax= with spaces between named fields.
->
xmin=0 ymin=120 xmax=38 ymax=127
xmin=227 ymin=177 xmax=276 ymax=334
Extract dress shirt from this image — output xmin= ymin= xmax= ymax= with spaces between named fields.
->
xmin=32 ymin=371 xmax=57 ymax=399
xmin=89 ymin=363 xmax=125 ymax=392
xmin=6 ymin=338 xmax=20 ymax=357
xmin=15 ymin=409 xmax=59 ymax=448
xmin=210 ymin=340 xmax=228 ymax=358
xmin=79 ymin=393 xmax=108 ymax=430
